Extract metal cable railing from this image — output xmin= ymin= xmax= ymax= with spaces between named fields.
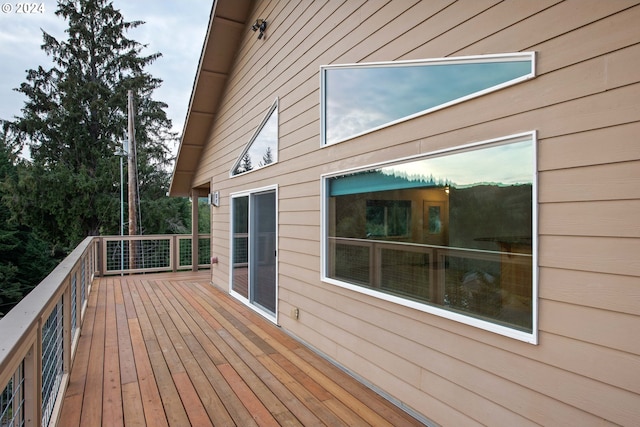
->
xmin=0 ymin=234 xmax=210 ymax=427
xmin=101 ymin=234 xmax=211 ymax=275
xmin=0 ymin=362 xmax=24 ymax=427
xmin=41 ymin=300 xmax=63 ymax=426
xmin=0 ymin=236 xmax=96 ymax=427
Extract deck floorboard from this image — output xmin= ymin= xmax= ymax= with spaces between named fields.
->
xmin=58 ymin=271 xmax=425 ymax=426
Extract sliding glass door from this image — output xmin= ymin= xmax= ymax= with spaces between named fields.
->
xmin=231 ymin=188 xmax=277 ymax=318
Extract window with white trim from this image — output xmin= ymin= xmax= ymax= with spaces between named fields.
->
xmin=231 ymin=98 xmax=278 ymax=176
xmin=320 ymin=52 xmax=535 ymax=146
xmin=322 ymin=133 xmax=537 ymax=341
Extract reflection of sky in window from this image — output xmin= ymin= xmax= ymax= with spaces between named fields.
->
xmin=233 ymin=107 xmax=278 ymax=175
xmin=384 ymin=139 xmax=533 ymax=187
xmin=325 ymin=61 xmax=531 ymax=144
xmin=246 ymin=109 xmax=278 ymax=165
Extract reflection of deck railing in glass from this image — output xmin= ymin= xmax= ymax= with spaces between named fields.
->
xmin=102 ymin=234 xmax=211 ymax=274
xmin=232 ymin=233 xmax=249 ymax=266
xmin=329 ymin=237 xmax=532 ymax=331
xmin=0 ymin=234 xmax=211 ymax=427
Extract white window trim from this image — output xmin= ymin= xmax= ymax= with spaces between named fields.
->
xmin=320 ymin=52 xmax=536 ymax=147
xmin=229 ymin=184 xmax=279 ymax=324
xmin=320 ymin=131 xmax=539 ymax=344
xmin=230 ymin=98 xmax=279 ymax=177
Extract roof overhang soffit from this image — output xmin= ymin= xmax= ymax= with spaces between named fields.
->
xmin=169 ymin=0 xmax=253 ymax=197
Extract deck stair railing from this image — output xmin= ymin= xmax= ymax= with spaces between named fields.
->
xmin=0 ymin=234 xmax=210 ymax=427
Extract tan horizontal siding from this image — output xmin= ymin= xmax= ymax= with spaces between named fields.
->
xmin=539 ymin=267 xmax=640 ymax=316
xmin=279 ymin=224 xmax=320 ymax=245
xmin=279 ymin=237 xmax=319 ymax=258
xmin=280 ymin=210 xmax=320 ymax=227
xmin=540 ymin=235 xmax=640 ymax=276
xmin=283 ymin=277 xmax=639 ymax=426
xmin=191 ymin=1 xmax=640 ymax=425
xmin=458 ymin=0 xmax=638 ymax=59
xmin=279 ymin=194 xmax=320 ymax=212
xmin=540 ymin=160 xmax=640 ymax=203
xmin=531 ymin=3 xmax=640 ymax=73
xmin=540 ymin=299 xmax=640 ymax=355
xmin=540 ymin=200 xmax=640 ymax=237
xmin=539 ymin=122 xmax=640 ymax=171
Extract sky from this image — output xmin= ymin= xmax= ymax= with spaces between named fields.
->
xmin=324 ymin=59 xmax=533 ymax=145
xmin=0 ymin=0 xmax=212 ymax=155
xmin=384 ymin=138 xmax=534 ymax=187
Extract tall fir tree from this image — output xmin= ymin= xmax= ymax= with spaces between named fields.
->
xmin=0 ymin=122 xmax=56 ymax=315
xmin=260 ymin=146 xmax=273 ymax=167
xmin=9 ymin=0 xmax=188 ymax=249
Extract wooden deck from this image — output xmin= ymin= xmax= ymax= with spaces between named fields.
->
xmin=58 ymin=271 xmax=425 ymax=426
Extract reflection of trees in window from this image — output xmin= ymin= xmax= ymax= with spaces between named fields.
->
xmin=448 ymin=184 xmax=532 ymax=252
xmin=234 ymin=153 xmax=253 ymax=175
xmin=428 ymin=206 xmax=441 ymax=234
xmin=231 ymin=99 xmax=278 ymax=176
xmin=366 ymin=200 xmax=411 ymax=238
xmin=260 ymin=146 xmax=273 ymax=167
xmin=326 ymin=134 xmax=535 ymax=335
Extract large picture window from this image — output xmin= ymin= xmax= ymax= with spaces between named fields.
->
xmin=322 ymin=133 xmax=537 ymax=342
xmin=320 ymin=52 xmax=535 ymax=146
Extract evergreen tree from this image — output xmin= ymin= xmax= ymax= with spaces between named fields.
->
xmin=8 ymin=0 xmax=188 ymax=250
xmin=260 ymin=146 xmax=273 ymax=167
xmin=0 ymin=122 xmax=56 ymax=315
xmin=239 ymin=152 xmax=253 ymax=173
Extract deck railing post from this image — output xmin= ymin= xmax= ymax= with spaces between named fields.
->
xmin=172 ymin=235 xmax=177 ymax=272
xmin=0 ymin=237 xmax=100 ymax=427
xmin=23 ymin=341 xmax=38 ymax=427
xmin=62 ymin=280 xmax=71 ymax=378
xmin=191 ymin=191 xmax=199 ymax=271
xmin=95 ymin=237 xmax=101 ymax=277
xmin=35 ymin=320 xmax=43 ymax=427
xmin=99 ymin=236 xmax=106 ymax=276
xmin=73 ymin=269 xmax=81 ymax=354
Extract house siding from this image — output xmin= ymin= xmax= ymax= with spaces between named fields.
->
xmin=191 ymin=1 xmax=640 ymax=425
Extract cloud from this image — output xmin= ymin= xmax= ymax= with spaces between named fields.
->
xmin=0 ymin=0 xmax=211 ymax=144
xmin=324 ymin=60 xmax=532 ymax=145
xmin=0 ymin=3 xmax=64 ymax=120
xmin=116 ymin=0 xmax=211 ymax=140
xmin=385 ymin=139 xmax=534 ymax=187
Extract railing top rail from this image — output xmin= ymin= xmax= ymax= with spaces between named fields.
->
xmin=0 ymin=233 xmax=211 ymax=370
xmin=0 ymin=236 xmax=96 ymax=378
xmin=101 ymin=233 xmax=210 ymax=240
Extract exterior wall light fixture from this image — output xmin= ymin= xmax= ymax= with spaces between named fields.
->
xmin=251 ymin=19 xmax=267 ymax=39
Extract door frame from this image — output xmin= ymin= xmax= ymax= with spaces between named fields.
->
xmin=229 ymin=184 xmax=278 ymax=323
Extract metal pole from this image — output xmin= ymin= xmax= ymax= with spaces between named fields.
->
xmin=120 ymin=154 xmax=124 ymax=275
xmin=115 ymin=142 xmax=126 ymax=275
xmin=127 ymin=90 xmax=138 ymax=269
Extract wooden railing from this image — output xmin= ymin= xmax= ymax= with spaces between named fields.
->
xmin=98 ymin=234 xmax=211 ymax=275
xmin=0 ymin=234 xmax=210 ymax=427
xmin=0 ymin=236 xmax=97 ymax=427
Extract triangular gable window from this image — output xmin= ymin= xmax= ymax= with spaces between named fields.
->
xmin=321 ymin=52 xmax=535 ymax=145
xmin=231 ymin=98 xmax=278 ymax=176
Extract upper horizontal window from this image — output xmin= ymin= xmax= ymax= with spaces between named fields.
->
xmin=320 ymin=52 xmax=535 ymax=146
xmin=231 ymin=98 xmax=279 ymax=176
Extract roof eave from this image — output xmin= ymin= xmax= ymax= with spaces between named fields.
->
xmin=169 ymin=0 xmax=253 ymax=197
